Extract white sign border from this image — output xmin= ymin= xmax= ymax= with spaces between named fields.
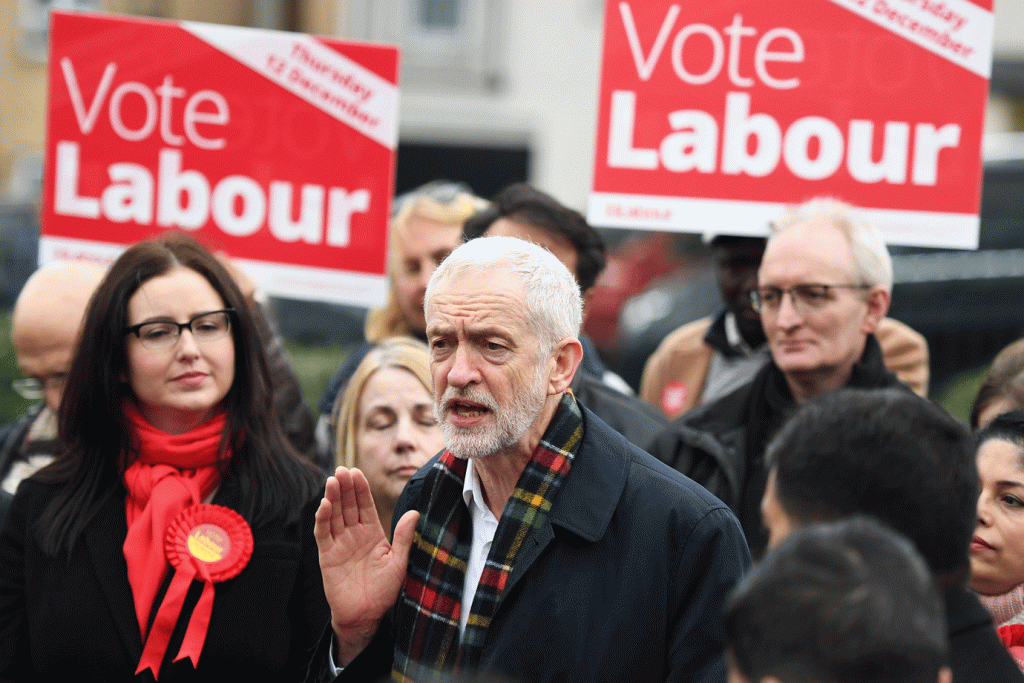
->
xmin=39 ymin=235 xmax=390 ymax=306
xmin=588 ymin=192 xmax=979 ymax=249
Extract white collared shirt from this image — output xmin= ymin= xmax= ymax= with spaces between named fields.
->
xmin=459 ymin=456 xmax=500 ymax=639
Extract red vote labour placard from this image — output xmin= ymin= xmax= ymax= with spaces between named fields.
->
xmin=589 ymin=0 xmax=993 ymax=248
xmin=42 ymin=11 xmax=399 ymax=305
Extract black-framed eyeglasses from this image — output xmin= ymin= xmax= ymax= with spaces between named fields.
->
xmin=11 ymin=374 xmax=67 ymax=401
xmin=124 ymin=309 xmax=234 ymax=350
xmin=748 ymin=284 xmax=870 ymax=315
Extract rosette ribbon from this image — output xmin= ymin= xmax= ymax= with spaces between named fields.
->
xmin=136 ymin=504 xmax=253 ymax=678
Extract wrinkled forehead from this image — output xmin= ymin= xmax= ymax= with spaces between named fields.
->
xmin=426 ymin=266 xmax=531 ymax=331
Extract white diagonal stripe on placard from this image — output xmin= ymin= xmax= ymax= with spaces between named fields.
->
xmin=181 ymin=21 xmax=398 ymax=149
xmin=827 ymin=0 xmax=992 ymax=78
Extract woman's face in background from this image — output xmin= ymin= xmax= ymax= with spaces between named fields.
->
xmin=971 ymin=437 xmax=1024 ymax=596
xmin=125 ymin=267 xmax=235 ymax=434
xmin=355 ymin=366 xmax=444 ymax=511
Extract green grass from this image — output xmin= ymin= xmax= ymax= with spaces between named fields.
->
xmin=283 ymin=340 xmax=354 ymax=412
xmin=0 ymin=310 xmax=37 ymax=424
xmin=934 ymin=364 xmax=990 ymax=425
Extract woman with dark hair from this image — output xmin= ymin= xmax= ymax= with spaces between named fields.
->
xmin=972 ymin=409 xmax=1024 ymax=670
xmin=0 ymin=233 xmax=328 ymax=681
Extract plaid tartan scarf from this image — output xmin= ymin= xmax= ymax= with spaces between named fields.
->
xmin=391 ymin=392 xmax=583 ymax=682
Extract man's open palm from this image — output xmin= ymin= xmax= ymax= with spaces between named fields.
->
xmin=314 ymin=467 xmax=419 ymax=665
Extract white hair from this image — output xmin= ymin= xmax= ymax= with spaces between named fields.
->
xmin=425 ymin=235 xmax=583 ymax=354
xmin=770 ymin=198 xmax=893 ymax=292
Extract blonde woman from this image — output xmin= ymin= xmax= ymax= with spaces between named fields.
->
xmin=332 ymin=337 xmax=444 ymax=537
xmin=316 ymin=182 xmax=486 ymax=455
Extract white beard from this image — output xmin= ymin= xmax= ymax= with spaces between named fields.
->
xmin=435 ymin=362 xmax=548 ymax=459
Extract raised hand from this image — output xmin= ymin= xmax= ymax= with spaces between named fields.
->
xmin=314 ymin=466 xmax=419 ymax=666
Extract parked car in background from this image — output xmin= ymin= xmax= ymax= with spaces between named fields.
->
xmin=605 ymin=134 xmax=1024 ymax=396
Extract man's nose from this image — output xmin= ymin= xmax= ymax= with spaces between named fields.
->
xmin=775 ymin=290 xmax=805 ymax=327
xmin=446 ymin=345 xmax=480 ymax=387
xmin=418 ymin=263 xmax=438 ymax=291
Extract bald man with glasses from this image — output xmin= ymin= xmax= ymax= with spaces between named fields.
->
xmin=648 ymin=198 xmax=911 ymax=557
xmin=0 ymin=262 xmax=106 ymax=502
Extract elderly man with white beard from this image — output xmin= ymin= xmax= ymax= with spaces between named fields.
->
xmin=310 ymin=236 xmax=749 ymax=683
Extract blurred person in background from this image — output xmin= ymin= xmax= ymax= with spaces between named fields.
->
xmin=971 ymin=338 xmax=1024 ymax=429
xmin=0 ymin=260 xmax=105 ymax=497
xmin=970 ymin=410 xmax=1024 ymax=670
xmin=316 ymin=181 xmax=488 ymax=458
xmin=761 ymin=387 xmax=1023 ymax=682
xmin=463 ymin=182 xmax=628 ymax=393
xmin=332 ymin=336 xmax=444 ymax=539
xmin=0 ymin=233 xmax=328 ymax=681
xmin=649 ymin=198 xmax=909 ymax=556
xmin=641 ymin=233 xmax=928 ymax=420
xmin=723 ymin=516 xmax=951 ymax=683
xmin=463 ymin=182 xmax=667 ymax=450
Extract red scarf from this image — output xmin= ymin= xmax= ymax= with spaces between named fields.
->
xmin=122 ymin=403 xmax=228 ymax=640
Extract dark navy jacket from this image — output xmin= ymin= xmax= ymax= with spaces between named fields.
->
xmin=318 ymin=404 xmax=750 ymax=683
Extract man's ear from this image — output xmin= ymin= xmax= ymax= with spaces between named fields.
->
xmin=862 ymin=285 xmax=890 ymax=334
xmin=547 ymin=337 xmax=583 ymax=396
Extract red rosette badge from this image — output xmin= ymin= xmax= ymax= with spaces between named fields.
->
xmin=166 ymin=504 xmax=253 ymax=581
xmin=136 ymin=504 xmax=253 ymax=678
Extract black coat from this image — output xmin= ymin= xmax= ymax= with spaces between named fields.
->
xmin=649 ymin=334 xmax=907 ymax=556
xmin=315 ymin=405 xmax=751 ymax=683
xmin=570 ymin=368 xmax=667 ymax=453
xmin=0 ymin=490 xmax=10 ymax=538
xmin=0 ymin=476 xmax=329 ymax=682
xmin=947 ymin=589 xmax=1024 ymax=682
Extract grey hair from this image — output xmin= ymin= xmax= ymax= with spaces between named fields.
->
xmin=770 ymin=197 xmax=893 ymax=292
xmin=425 ymin=235 xmax=583 ymax=354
